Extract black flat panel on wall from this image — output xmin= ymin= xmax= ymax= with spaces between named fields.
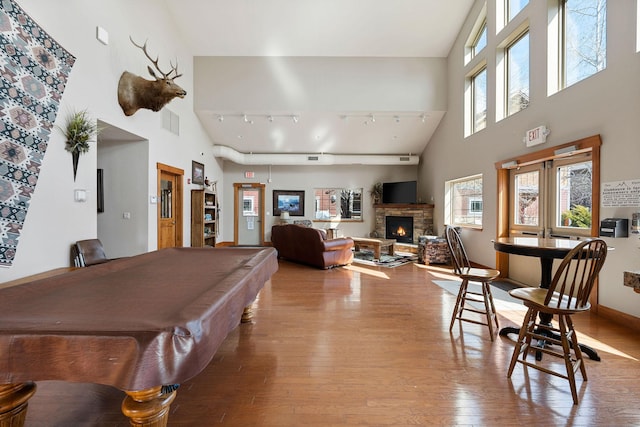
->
xmin=382 ymin=181 xmax=417 ymax=204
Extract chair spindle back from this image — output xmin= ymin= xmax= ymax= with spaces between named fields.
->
xmin=546 ymin=239 xmax=607 ymax=310
xmin=445 ymin=225 xmax=471 ymax=274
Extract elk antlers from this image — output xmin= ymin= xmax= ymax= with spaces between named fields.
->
xmin=129 ymin=37 xmax=183 ymax=81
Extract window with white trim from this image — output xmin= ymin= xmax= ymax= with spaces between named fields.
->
xmin=549 ymin=0 xmax=607 ymax=94
xmin=471 ymin=66 xmax=487 ymax=133
xmin=506 ymin=31 xmax=529 ymax=116
xmin=465 ymin=5 xmax=489 ymax=136
xmin=473 ymin=20 xmax=488 ymax=58
xmin=445 ymin=174 xmax=484 ymax=228
xmin=508 ymin=0 xmax=529 ymax=22
xmin=465 ymin=4 xmax=488 ymax=65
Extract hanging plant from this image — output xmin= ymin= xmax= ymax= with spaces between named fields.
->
xmin=58 ymin=109 xmax=101 ymax=180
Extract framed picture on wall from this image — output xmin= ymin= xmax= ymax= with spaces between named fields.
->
xmin=273 ymin=190 xmax=305 ymax=216
xmin=192 ymin=161 xmax=204 ymax=185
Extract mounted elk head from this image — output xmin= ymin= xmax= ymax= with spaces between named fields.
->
xmin=117 ymin=37 xmax=187 ymax=116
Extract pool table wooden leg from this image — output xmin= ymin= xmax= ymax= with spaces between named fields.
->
xmin=0 ymin=382 xmax=37 ymax=427
xmin=121 ymin=386 xmax=176 ymax=427
xmin=242 ymin=295 xmax=260 ymax=323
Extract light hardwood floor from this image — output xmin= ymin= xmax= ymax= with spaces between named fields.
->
xmin=25 ymin=260 xmax=640 ymax=426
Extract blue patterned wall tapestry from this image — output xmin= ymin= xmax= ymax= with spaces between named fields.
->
xmin=0 ymin=0 xmax=75 ymax=266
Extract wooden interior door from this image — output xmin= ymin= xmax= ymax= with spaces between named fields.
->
xmin=157 ymin=163 xmax=184 ymax=249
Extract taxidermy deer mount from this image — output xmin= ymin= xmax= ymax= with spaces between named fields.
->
xmin=117 ymin=37 xmax=187 ymax=116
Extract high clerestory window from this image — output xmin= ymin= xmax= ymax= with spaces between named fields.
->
xmin=508 ymin=0 xmax=529 ymax=22
xmin=465 ymin=4 xmax=488 ymax=136
xmin=549 ymin=0 xmax=607 ymax=94
xmin=505 ymin=30 xmax=530 ymax=116
xmin=471 ymin=67 xmax=488 ymax=133
xmin=473 ymin=20 xmax=488 ymax=58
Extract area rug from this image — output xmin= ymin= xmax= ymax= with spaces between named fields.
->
xmin=0 ymin=0 xmax=75 ymax=266
xmin=432 ymin=280 xmax=525 ymax=311
xmin=352 ymin=250 xmax=418 ymax=268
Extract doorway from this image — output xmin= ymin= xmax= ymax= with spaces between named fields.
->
xmin=157 ymin=163 xmax=184 ymax=249
xmin=234 ymin=183 xmax=265 ymax=246
xmin=97 ymin=121 xmax=149 ymax=257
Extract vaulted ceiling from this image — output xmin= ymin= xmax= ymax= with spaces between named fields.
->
xmin=163 ymin=0 xmax=474 ymax=162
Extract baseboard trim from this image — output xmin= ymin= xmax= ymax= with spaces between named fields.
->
xmin=597 ymin=304 xmax=640 ymax=332
xmin=215 ymin=241 xmax=234 ymax=247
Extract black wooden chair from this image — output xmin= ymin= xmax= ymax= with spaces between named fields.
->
xmin=507 ymin=239 xmax=608 ymax=404
xmin=444 ymin=225 xmax=500 ymax=341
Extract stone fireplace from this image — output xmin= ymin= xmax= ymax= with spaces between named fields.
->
xmin=385 ymin=216 xmax=413 ymax=243
xmin=374 ymin=203 xmax=434 ymax=245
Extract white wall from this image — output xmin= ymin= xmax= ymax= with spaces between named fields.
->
xmin=221 ymin=163 xmax=418 ymax=242
xmin=97 ymin=138 xmax=149 ymax=258
xmin=195 ymin=56 xmax=448 ymax=112
xmin=420 ymin=0 xmax=640 ymax=317
xmin=0 ymin=0 xmax=222 ymax=281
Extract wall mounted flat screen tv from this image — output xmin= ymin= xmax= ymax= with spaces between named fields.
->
xmin=382 ymin=181 xmax=417 ymax=204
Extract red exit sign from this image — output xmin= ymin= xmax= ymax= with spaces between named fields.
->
xmin=244 ymin=171 xmax=255 ymax=178
xmin=525 ymin=125 xmax=548 ymax=147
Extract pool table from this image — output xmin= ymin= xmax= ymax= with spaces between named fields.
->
xmin=0 ymin=246 xmax=278 ymax=426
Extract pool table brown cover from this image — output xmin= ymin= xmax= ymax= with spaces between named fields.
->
xmin=0 ymin=246 xmax=278 ymax=391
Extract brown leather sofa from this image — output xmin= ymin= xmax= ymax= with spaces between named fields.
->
xmin=271 ymin=224 xmax=354 ymax=269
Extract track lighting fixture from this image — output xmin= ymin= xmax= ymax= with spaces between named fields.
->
xmin=213 ymin=112 xmax=430 ymax=125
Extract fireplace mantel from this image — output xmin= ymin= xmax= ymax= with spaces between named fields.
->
xmin=373 ymin=203 xmax=435 ymax=209
xmin=374 ymin=204 xmax=434 ymax=244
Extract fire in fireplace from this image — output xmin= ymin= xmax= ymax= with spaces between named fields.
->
xmin=385 ymin=216 xmax=414 ymax=243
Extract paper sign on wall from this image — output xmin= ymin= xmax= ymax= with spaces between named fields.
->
xmin=601 ymin=180 xmax=640 ymax=207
